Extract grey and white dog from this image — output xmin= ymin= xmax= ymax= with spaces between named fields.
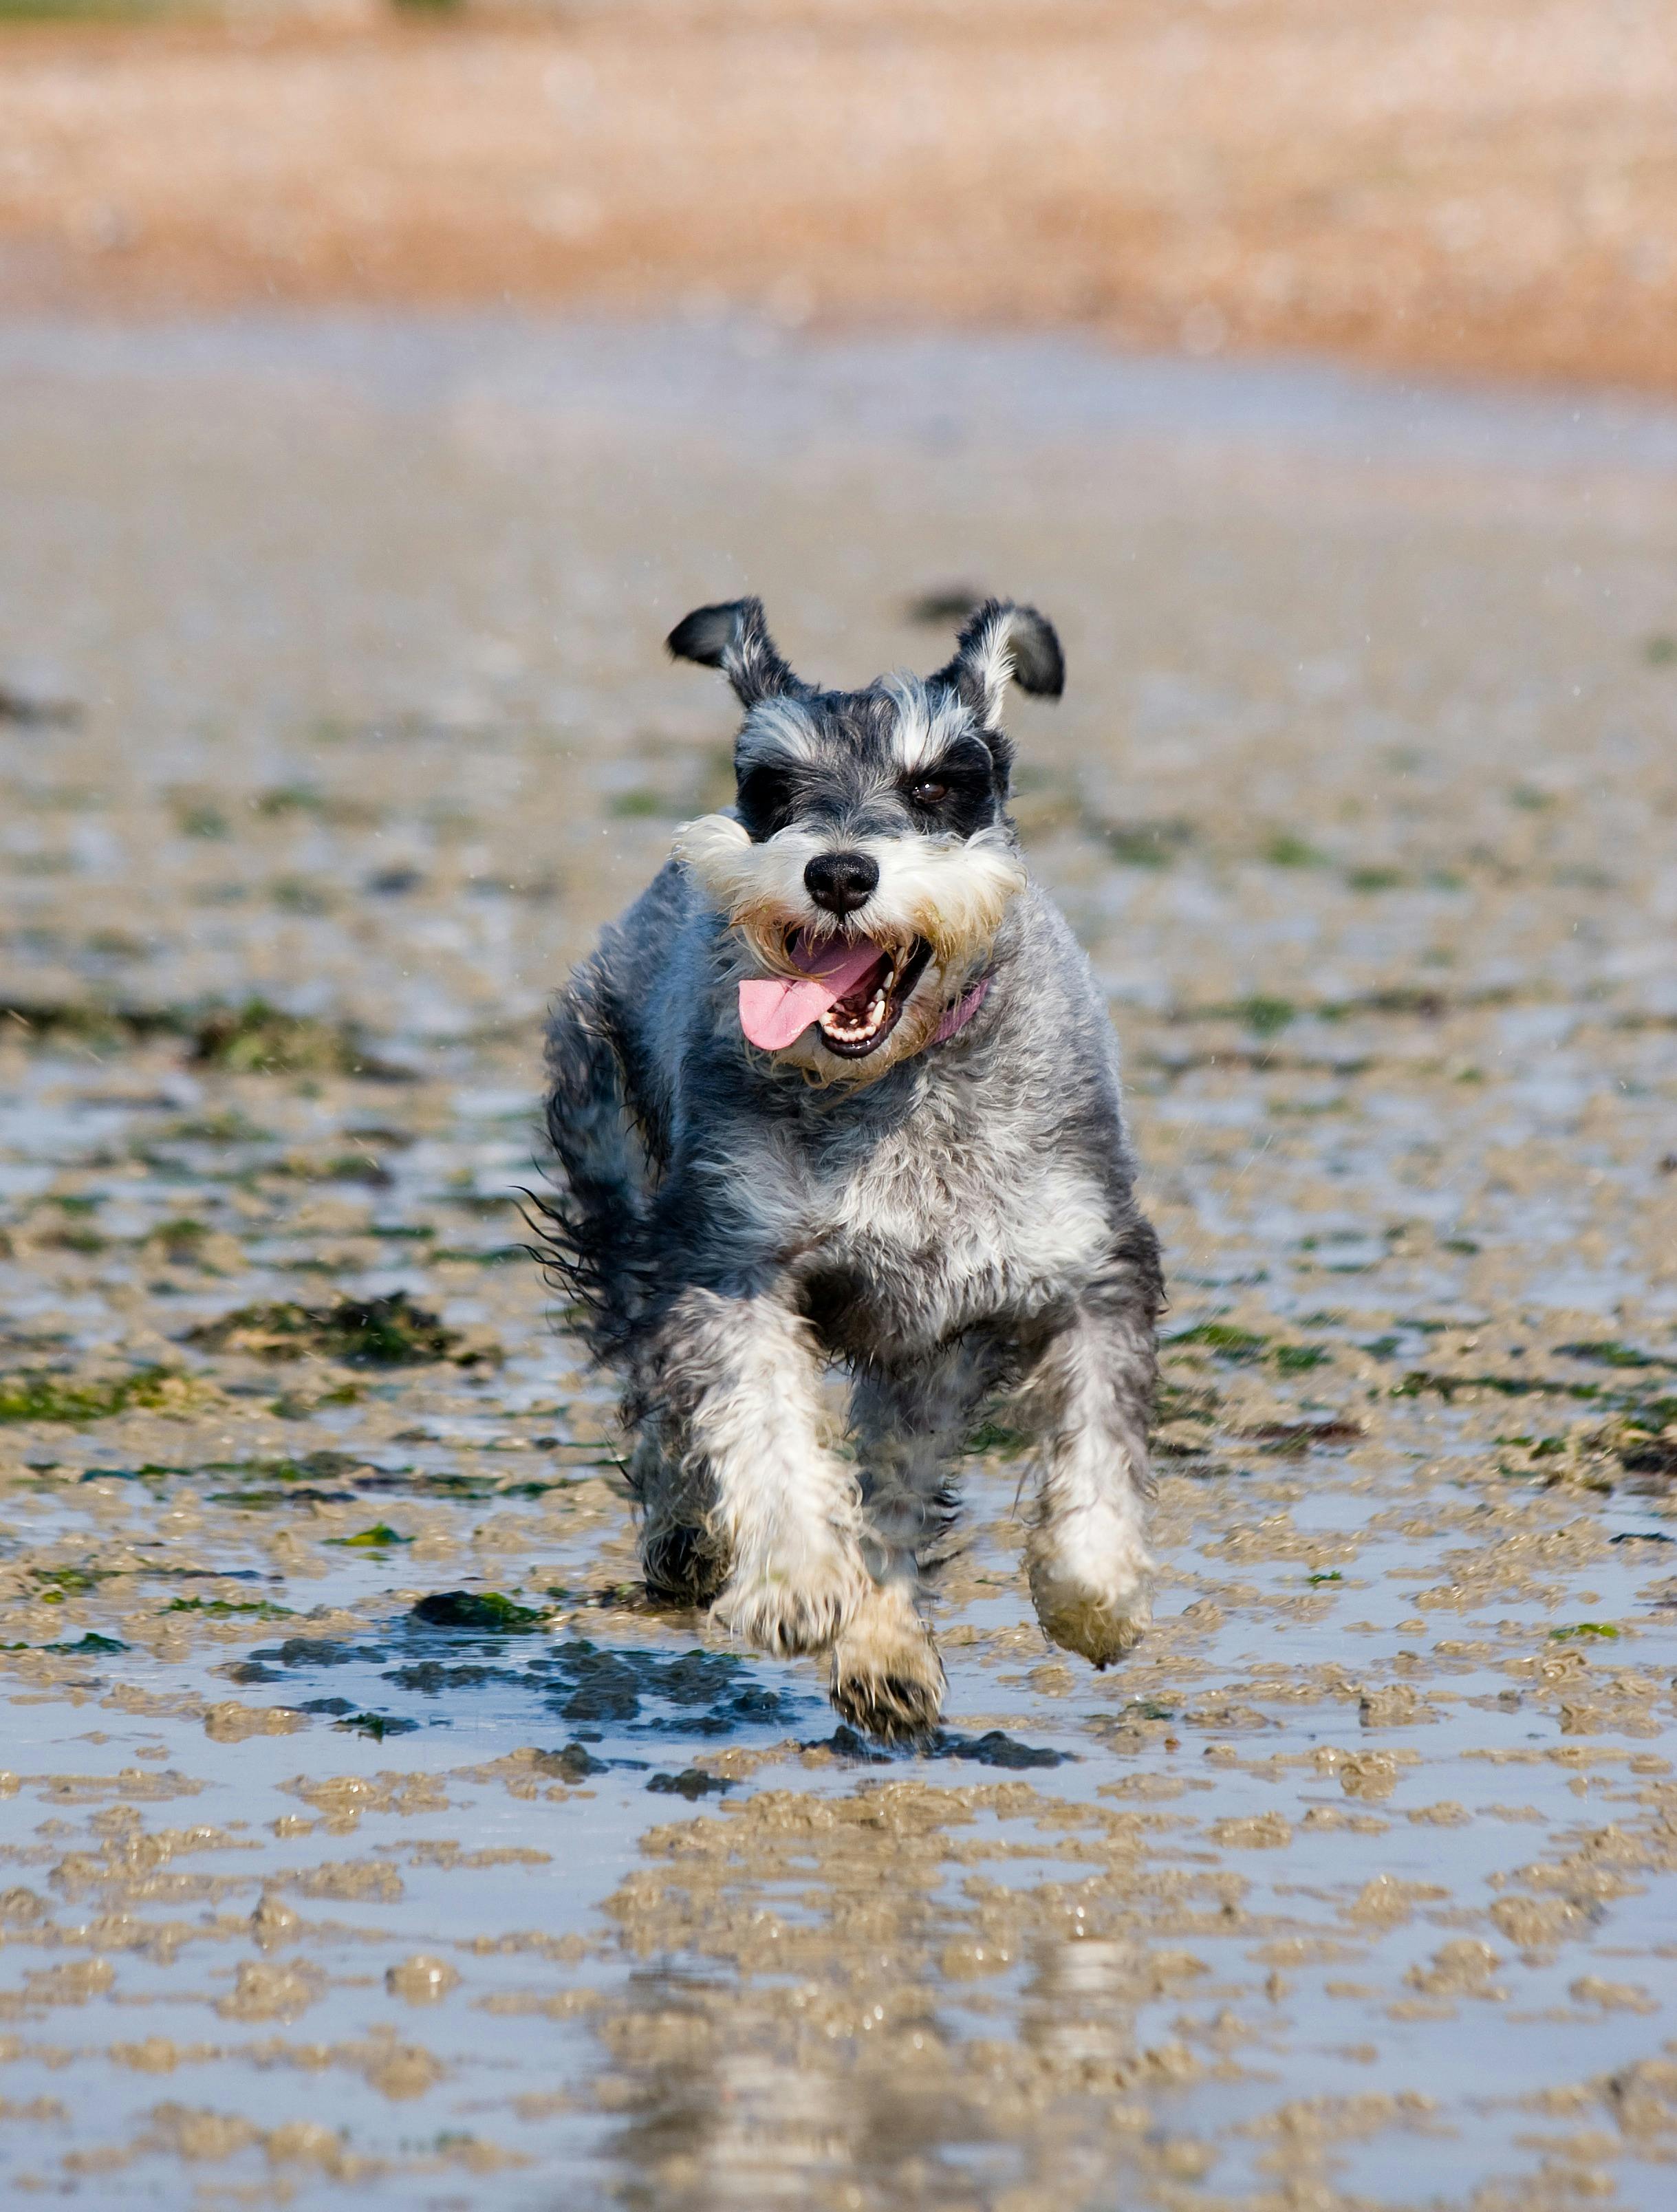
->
xmin=540 ymin=597 xmax=1162 ymax=1735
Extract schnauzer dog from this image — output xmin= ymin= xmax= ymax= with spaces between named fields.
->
xmin=540 ymin=596 xmax=1162 ymax=1736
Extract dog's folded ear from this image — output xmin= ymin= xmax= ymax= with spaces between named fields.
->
xmin=933 ymin=599 xmax=1065 ymax=731
xmin=666 ymin=598 xmax=806 ymax=708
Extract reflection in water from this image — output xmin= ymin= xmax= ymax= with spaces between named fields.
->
xmin=587 ymin=1787 xmax=1213 ymax=2211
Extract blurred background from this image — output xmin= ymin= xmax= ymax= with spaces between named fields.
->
xmin=3 ymin=0 xmax=1676 ymax=389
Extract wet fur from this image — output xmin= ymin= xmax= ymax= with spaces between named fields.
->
xmin=540 ymin=598 xmax=1162 ymax=1735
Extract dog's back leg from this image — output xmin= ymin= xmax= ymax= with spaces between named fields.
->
xmin=545 ymin=971 xmax=729 ymax=1602
xmin=541 ymin=962 xmax=651 ymax=1357
xmin=832 ymin=1337 xmax=1002 ymax=1737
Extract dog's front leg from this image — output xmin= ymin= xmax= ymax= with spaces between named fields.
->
xmin=631 ymin=1286 xmax=869 ymax=1656
xmin=827 ymin=1347 xmax=993 ymax=1738
xmin=1016 ymin=1272 xmax=1158 ymax=1667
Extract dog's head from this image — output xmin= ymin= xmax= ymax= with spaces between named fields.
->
xmin=667 ymin=596 xmax=1061 ymax=1083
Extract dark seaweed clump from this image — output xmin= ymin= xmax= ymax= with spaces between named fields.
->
xmin=816 ymin=1725 xmax=1071 ymax=1768
xmin=536 ymin=1641 xmax=799 ymax=1736
xmin=187 ymin=1292 xmax=490 ymax=1368
xmin=245 ymin=1609 xmax=805 ymax=1743
xmin=647 ymin=1769 xmax=734 ymax=1799
xmin=228 ymin=1636 xmax=391 ymax=1686
xmin=534 ymin=1742 xmax=612 ymax=1781
xmin=0 ymin=995 xmax=402 ymax=1077
xmin=1554 ymin=1339 xmax=1671 ymax=1371
xmin=409 ymin=1590 xmax=548 ymax=1632
xmin=385 ymin=1661 xmax=525 ymax=1693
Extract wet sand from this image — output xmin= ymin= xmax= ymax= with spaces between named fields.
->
xmin=0 ymin=318 xmax=1676 ymax=2205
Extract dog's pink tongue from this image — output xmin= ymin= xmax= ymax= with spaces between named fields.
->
xmin=738 ymin=937 xmax=885 ymax=1050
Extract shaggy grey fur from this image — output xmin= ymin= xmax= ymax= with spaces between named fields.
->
xmin=539 ymin=598 xmax=1161 ymax=1736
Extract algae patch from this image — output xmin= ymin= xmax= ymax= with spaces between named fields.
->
xmin=186 ymin=1292 xmax=495 ymax=1368
xmin=0 ymin=1368 xmax=206 ymax=1424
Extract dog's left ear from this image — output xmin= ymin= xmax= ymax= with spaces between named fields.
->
xmin=932 ymin=598 xmax=1064 ymax=734
xmin=666 ymin=597 xmax=806 ymax=709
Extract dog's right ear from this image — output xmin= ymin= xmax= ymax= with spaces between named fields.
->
xmin=932 ymin=599 xmax=1065 ymax=733
xmin=666 ymin=598 xmax=805 ymax=708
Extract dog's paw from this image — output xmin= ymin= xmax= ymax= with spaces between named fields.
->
xmin=640 ymin=1519 xmax=729 ymax=1607
xmin=1028 ymin=1527 xmax=1154 ymax=1668
xmin=830 ymin=1588 xmax=946 ymax=1741
xmin=713 ymin=1544 xmax=870 ymax=1657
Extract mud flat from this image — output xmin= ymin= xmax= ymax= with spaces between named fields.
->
xmin=0 ymin=318 xmax=1676 ymax=2206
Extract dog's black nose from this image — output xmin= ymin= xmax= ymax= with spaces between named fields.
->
xmin=804 ymin=850 xmax=879 ymax=915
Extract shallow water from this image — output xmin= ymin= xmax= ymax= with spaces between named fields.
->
xmin=1 ymin=318 xmax=1676 ymax=2209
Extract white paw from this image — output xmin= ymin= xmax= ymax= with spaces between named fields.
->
xmin=1028 ymin=1519 xmax=1154 ymax=1668
xmin=712 ymin=1542 xmax=870 ymax=1657
xmin=830 ymin=1587 xmax=946 ymax=1740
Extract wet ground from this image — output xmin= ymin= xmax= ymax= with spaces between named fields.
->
xmin=1 ymin=318 xmax=1676 ymax=2209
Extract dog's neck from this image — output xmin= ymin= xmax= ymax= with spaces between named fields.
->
xmin=932 ymin=975 xmax=991 ymax=1045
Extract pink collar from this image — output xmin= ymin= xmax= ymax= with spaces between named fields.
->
xmin=933 ymin=975 xmax=992 ymax=1045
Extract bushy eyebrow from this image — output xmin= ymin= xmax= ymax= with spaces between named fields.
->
xmin=900 ymin=733 xmax=994 ymax=782
xmin=880 ymin=672 xmax=973 ymax=773
xmin=735 ymin=697 xmax=824 ymax=772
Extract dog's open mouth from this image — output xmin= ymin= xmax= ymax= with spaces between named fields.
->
xmin=737 ymin=932 xmax=932 ymax=1057
xmin=814 ymin=938 xmax=932 ymax=1056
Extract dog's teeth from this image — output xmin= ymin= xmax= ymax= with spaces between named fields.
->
xmin=818 ymin=956 xmax=905 ymax=1048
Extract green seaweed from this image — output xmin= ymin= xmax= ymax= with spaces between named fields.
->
xmin=409 ymin=1591 xmax=548 ymax=1632
xmin=266 ymin=1153 xmax=393 ymax=1189
xmin=0 ymin=993 xmax=403 ymax=1078
xmin=189 ymin=999 xmax=392 ymax=1078
xmin=158 ymin=1112 xmax=274 ymax=1145
xmin=1554 ymin=1340 xmax=1667 ymax=1371
xmin=163 ymin=1597 xmax=296 ymax=1619
xmin=1272 ymin=1344 xmax=1331 ymax=1374
xmin=187 ymin=1292 xmax=488 ymax=1369
xmin=1169 ymin=1323 xmax=1267 ymax=1363
xmin=1263 ymin=833 xmax=1329 ymax=869
xmin=326 ymin=1524 xmax=411 ymax=1549
xmin=33 ymin=1568 xmax=112 ymax=1595
xmin=1237 ymin=997 xmax=1297 ymax=1037
xmin=0 ymin=1369 xmax=191 ymax=1424
xmin=1103 ymin=818 xmax=1195 ymax=868
xmin=1345 ymin=866 xmax=1405 ymax=892
xmin=1392 ymin=1370 xmax=1604 ymax=1404
xmin=1154 ymin=1380 xmax=1218 ymax=1422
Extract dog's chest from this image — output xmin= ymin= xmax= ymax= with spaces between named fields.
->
xmin=804 ymin=1103 xmax=1111 ymax=1338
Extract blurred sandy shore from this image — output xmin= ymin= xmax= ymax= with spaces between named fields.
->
xmin=2 ymin=0 xmax=1676 ymax=391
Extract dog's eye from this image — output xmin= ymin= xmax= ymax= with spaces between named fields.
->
xmin=738 ymin=766 xmax=794 ymax=830
xmin=909 ymin=779 xmax=949 ymax=806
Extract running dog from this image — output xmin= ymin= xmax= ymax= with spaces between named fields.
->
xmin=539 ymin=596 xmax=1162 ymax=1735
